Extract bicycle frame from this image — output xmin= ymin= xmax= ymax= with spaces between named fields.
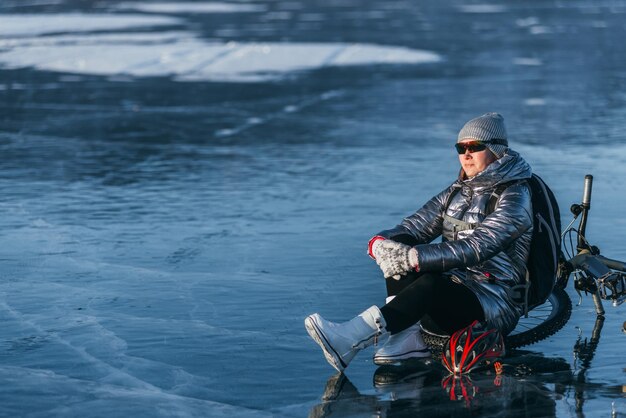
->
xmin=561 ymin=174 xmax=626 ymax=315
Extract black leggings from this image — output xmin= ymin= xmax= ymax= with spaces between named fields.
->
xmin=380 ymin=272 xmax=485 ymax=335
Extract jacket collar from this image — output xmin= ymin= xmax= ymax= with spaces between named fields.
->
xmin=459 ymin=149 xmax=532 ymax=192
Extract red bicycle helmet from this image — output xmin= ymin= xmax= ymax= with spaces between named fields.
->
xmin=442 ymin=320 xmax=505 ymax=374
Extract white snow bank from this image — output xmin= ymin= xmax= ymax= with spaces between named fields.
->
xmin=0 ymin=14 xmax=442 ymax=82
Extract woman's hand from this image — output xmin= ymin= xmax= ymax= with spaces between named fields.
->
xmin=374 ymin=240 xmax=419 ymax=279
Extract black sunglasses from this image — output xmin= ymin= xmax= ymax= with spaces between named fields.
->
xmin=455 ymin=141 xmax=487 ymax=154
xmin=454 ymin=138 xmax=507 ymax=155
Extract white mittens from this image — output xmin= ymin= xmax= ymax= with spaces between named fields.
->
xmin=373 ymin=240 xmax=419 ymax=279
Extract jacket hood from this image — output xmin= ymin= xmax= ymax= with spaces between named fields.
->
xmin=461 ymin=149 xmax=532 ymax=191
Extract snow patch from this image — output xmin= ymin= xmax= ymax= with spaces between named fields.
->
xmin=516 ymin=17 xmax=540 ymax=27
xmin=457 ymin=4 xmax=507 ymax=13
xmin=513 ymin=57 xmax=543 ymax=66
xmin=112 ymin=2 xmax=267 ymax=14
xmin=529 ymin=26 xmax=551 ymax=35
xmin=524 ymin=98 xmax=546 ymax=106
xmin=0 ymin=14 xmax=181 ymax=37
xmin=0 ymin=13 xmax=442 ymax=82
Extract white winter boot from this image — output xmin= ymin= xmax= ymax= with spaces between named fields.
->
xmin=373 ymin=296 xmax=430 ymax=365
xmin=373 ymin=323 xmax=430 ymax=365
xmin=305 ymin=305 xmax=387 ymax=372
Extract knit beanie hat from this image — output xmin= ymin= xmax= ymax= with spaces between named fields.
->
xmin=457 ymin=112 xmax=509 ymax=158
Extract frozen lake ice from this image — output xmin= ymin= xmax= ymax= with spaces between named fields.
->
xmin=1 ymin=0 xmax=625 ymax=417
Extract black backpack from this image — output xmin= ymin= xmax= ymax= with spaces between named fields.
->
xmin=447 ymin=174 xmax=561 ymax=311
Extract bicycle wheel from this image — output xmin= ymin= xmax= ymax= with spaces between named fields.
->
xmin=421 ymin=287 xmax=572 ymax=352
xmin=505 ymin=286 xmax=572 ymax=348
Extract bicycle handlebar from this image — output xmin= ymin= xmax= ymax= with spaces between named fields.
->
xmin=577 ymin=174 xmax=593 ymax=250
xmin=568 ymin=252 xmax=626 ymax=273
xmin=568 ymin=252 xmax=610 ymax=277
xmin=582 ymin=174 xmax=593 ymax=208
xmin=595 ymin=255 xmax=626 ymax=271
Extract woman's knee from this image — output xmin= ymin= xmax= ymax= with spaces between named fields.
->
xmin=412 ymin=272 xmax=440 ymax=291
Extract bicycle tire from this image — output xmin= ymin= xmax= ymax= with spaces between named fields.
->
xmin=421 ymin=287 xmax=572 ymax=352
xmin=505 ymin=286 xmax=572 ymax=348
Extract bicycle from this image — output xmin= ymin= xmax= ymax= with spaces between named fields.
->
xmin=421 ymin=174 xmax=626 ymax=351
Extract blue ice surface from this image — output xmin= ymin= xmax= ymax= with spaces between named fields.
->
xmin=1 ymin=0 xmax=626 ymax=416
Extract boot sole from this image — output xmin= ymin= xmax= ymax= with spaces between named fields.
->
xmin=304 ymin=316 xmax=346 ymax=372
xmin=373 ymin=349 xmax=431 ymax=365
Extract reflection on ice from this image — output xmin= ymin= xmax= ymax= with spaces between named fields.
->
xmin=307 ymin=364 xmax=564 ymax=418
xmin=0 ymin=14 xmax=442 ymax=82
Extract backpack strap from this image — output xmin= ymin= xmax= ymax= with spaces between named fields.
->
xmin=448 ymin=180 xmax=520 ymax=219
xmin=444 ymin=181 xmax=518 ymax=235
xmin=444 ymin=179 xmax=524 ymax=239
xmin=486 ymin=180 xmax=518 ymax=215
xmin=443 ymin=182 xmax=514 ymax=239
xmin=443 ymin=183 xmax=462 ymax=211
xmin=443 ymin=214 xmax=478 ymax=235
xmin=442 ymin=184 xmax=465 ymax=240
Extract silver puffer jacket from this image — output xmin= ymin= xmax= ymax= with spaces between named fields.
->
xmin=379 ymin=150 xmax=533 ymax=334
